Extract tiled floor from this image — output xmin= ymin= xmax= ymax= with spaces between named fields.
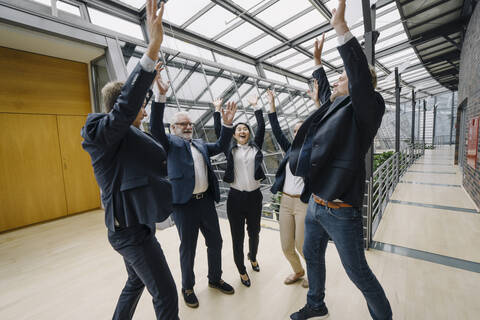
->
xmin=1 ymin=146 xmax=479 ymax=319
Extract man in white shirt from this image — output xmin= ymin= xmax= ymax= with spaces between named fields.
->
xmin=150 ymin=78 xmax=238 ymax=309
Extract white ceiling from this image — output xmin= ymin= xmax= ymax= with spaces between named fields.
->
xmin=0 ymin=22 xmax=104 ymax=63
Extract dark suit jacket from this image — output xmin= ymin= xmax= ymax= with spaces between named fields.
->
xmin=150 ymin=102 xmax=233 ymax=204
xmin=289 ymin=37 xmax=385 ymax=207
xmin=81 ymin=63 xmax=172 ymax=231
xmin=213 ymin=109 xmax=266 ymax=183
xmin=269 ymin=65 xmax=331 ymax=203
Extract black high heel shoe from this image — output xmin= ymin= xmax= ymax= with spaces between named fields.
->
xmin=248 ymin=253 xmax=260 ymax=272
xmin=240 ymin=273 xmax=251 ymax=287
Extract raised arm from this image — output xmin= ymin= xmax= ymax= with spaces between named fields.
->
xmin=247 ymin=95 xmax=266 ymax=148
xmin=332 ymin=0 xmax=384 ymax=137
xmin=82 ymin=0 xmax=164 ymax=147
xmin=205 ymin=101 xmax=237 ymax=156
xmin=212 ymin=98 xmax=223 ymax=139
xmin=266 ymin=90 xmax=291 ymax=152
xmin=150 ymin=63 xmax=171 ymax=151
xmin=311 ymin=33 xmax=331 ymax=104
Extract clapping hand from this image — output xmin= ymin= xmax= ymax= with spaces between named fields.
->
xmin=330 ymin=0 xmax=349 ymax=36
xmin=145 ymin=0 xmax=165 ymax=61
xmin=221 ymin=101 xmax=238 ymax=126
xmin=266 ymin=89 xmax=276 ymax=113
xmin=153 ymin=62 xmax=170 ymax=96
xmin=247 ymin=95 xmax=259 ymax=109
xmin=307 ymin=80 xmax=320 ymax=107
xmin=213 ymin=98 xmax=223 ymax=112
xmin=313 ymin=33 xmax=325 ymax=66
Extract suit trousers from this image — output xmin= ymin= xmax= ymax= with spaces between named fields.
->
xmin=108 ymin=224 xmax=179 ymax=320
xmin=172 ymin=193 xmax=223 ymax=290
xmin=278 ymin=193 xmax=308 ymax=274
xmin=226 ymin=188 xmax=263 ymax=274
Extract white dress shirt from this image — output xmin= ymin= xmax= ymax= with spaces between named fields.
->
xmin=230 ymin=144 xmax=261 ymax=192
xmin=191 ymin=143 xmax=209 ymax=194
xmin=282 ymin=160 xmax=304 ymax=196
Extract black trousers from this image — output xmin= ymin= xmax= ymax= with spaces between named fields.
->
xmin=108 ymin=224 xmax=178 ymax=320
xmin=226 ymin=188 xmax=263 ymax=274
xmin=171 ymin=193 xmax=223 ymax=290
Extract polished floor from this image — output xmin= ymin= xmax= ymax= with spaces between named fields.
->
xmin=1 ymin=146 xmax=480 ymax=319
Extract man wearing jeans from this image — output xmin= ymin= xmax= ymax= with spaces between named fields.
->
xmin=289 ymin=1 xmax=392 ymax=319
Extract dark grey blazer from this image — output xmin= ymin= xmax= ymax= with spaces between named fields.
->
xmin=289 ymin=37 xmax=385 ymax=207
xmin=81 ymin=63 xmax=172 ymax=231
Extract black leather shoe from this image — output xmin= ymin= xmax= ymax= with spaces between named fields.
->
xmin=248 ymin=253 xmax=260 ymax=272
xmin=181 ymin=288 xmax=199 ymax=308
xmin=208 ymin=279 xmax=235 ymax=294
xmin=240 ymin=273 xmax=251 ymax=287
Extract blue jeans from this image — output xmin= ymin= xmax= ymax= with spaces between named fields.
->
xmin=303 ymin=196 xmax=392 ymax=320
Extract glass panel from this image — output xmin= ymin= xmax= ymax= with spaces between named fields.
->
xmin=276 ymin=55 xmax=310 ymax=69
xmin=277 ymin=10 xmax=327 ymax=38
xmin=199 ymin=76 xmax=235 ymax=101
xmin=241 ymin=35 xmax=283 ymax=56
xmin=186 ymin=5 xmax=237 ymax=39
xmin=267 ymin=48 xmax=300 ymax=64
xmin=172 ymin=71 xmax=208 ymax=101
xmin=58 ymin=1 xmax=80 ymax=16
xmin=376 ymin=33 xmax=407 ymax=50
xmin=217 ymin=23 xmax=264 ymax=48
xmin=215 ymin=53 xmax=258 ymax=75
xmin=376 ymin=9 xmax=401 ymax=29
xmin=91 ymin=56 xmax=109 ymax=113
xmin=87 ymin=8 xmax=144 ymax=40
xmin=117 ymin=0 xmax=145 ymax=9
xmin=255 ymin=0 xmax=312 ymax=27
xmin=162 ymin=35 xmax=214 ymax=61
xmin=264 ymin=70 xmax=287 ymax=84
xmin=31 ymin=0 xmax=50 ymax=5
xmin=287 ymin=77 xmax=309 ymax=90
xmin=162 ymin=0 xmax=211 ymax=26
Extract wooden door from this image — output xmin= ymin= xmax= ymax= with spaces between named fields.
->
xmin=57 ymin=115 xmax=100 ymax=214
xmin=0 ymin=114 xmax=68 ymax=232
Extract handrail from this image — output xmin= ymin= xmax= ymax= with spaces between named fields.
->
xmin=364 ymin=143 xmax=425 ymax=249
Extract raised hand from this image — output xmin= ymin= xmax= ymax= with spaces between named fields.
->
xmin=146 ymin=0 xmax=165 ymax=61
xmin=307 ymin=80 xmax=320 ymax=107
xmin=266 ymin=89 xmax=276 ymax=113
xmin=330 ymin=0 xmax=349 ymax=36
xmin=313 ymin=33 xmax=325 ymax=66
xmin=213 ymin=98 xmax=223 ymax=112
xmin=247 ymin=95 xmax=259 ymax=108
xmin=221 ymin=101 xmax=238 ymax=126
xmin=153 ymin=62 xmax=170 ymax=96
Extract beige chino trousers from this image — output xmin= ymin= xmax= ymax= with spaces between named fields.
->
xmin=278 ymin=193 xmax=308 ymax=274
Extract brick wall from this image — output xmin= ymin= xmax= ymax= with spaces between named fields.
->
xmin=458 ymin=3 xmax=480 ymax=209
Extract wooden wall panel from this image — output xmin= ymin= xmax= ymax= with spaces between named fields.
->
xmin=0 ymin=46 xmax=91 ymax=115
xmin=57 ymin=115 xmax=100 ymax=214
xmin=0 ymin=114 xmax=68 ymax=232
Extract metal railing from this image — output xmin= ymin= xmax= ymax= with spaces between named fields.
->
xmin=364 ymin=143 xmax=425 ymax=248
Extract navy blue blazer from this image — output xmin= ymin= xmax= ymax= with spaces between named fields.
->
xmin=289 ymin=37 xmax=385 ymax=207
xmin=81 ymin=63 xmax=172 ymax=231
xmin=150 ymin=102 xmax=233 ymax=205
xmin=269 ymin=66 xmax=331 ymax=203
xmin=213 ymin=109 xmax=266 ymax=183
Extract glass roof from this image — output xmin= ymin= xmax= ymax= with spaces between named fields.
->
xmin=70 ymin=0 xmax=447 ymax=105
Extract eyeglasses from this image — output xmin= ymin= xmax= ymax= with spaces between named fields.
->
xmin=175 ymin=122 xmax=193 ymax=127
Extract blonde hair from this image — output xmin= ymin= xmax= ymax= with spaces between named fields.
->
xmin=101 ymin=81 xmax=124 ymax=113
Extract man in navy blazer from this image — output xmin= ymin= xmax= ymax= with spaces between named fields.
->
xmin=150 ymin=72 xmax=237 ymax=308
xmin=290 ymin=1 xmax=392 ymax=320
xmin=81 ymin=2 xmax=178 ymax=319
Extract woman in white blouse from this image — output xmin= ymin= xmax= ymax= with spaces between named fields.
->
xmin=213 ymin=96 xmax=265 ymax=287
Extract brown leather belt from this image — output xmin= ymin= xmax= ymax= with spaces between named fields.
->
xmin=313 ymin=195 xmax=352 ymax=209
xmin=283 ymin=192 xmax=301 ymax=198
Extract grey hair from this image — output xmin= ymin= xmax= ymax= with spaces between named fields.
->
xmin=170 ymin=111 xmax=191 ymax=126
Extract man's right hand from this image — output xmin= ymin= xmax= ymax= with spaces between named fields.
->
xmin=267 ymin=89 xmax=275 ymax=113
xmin=330 ymin=0 xmax=349 ymax=36
xmin=313 ymin=33 xmax=325 ymax=66
xmin=213 ymin=98 xmax=223 ymax=112
xmin=146 ymin=0 xmax=165 ymax=62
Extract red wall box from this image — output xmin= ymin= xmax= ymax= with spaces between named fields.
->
xmin=467 ymin=116 xmax=479 ymax=169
